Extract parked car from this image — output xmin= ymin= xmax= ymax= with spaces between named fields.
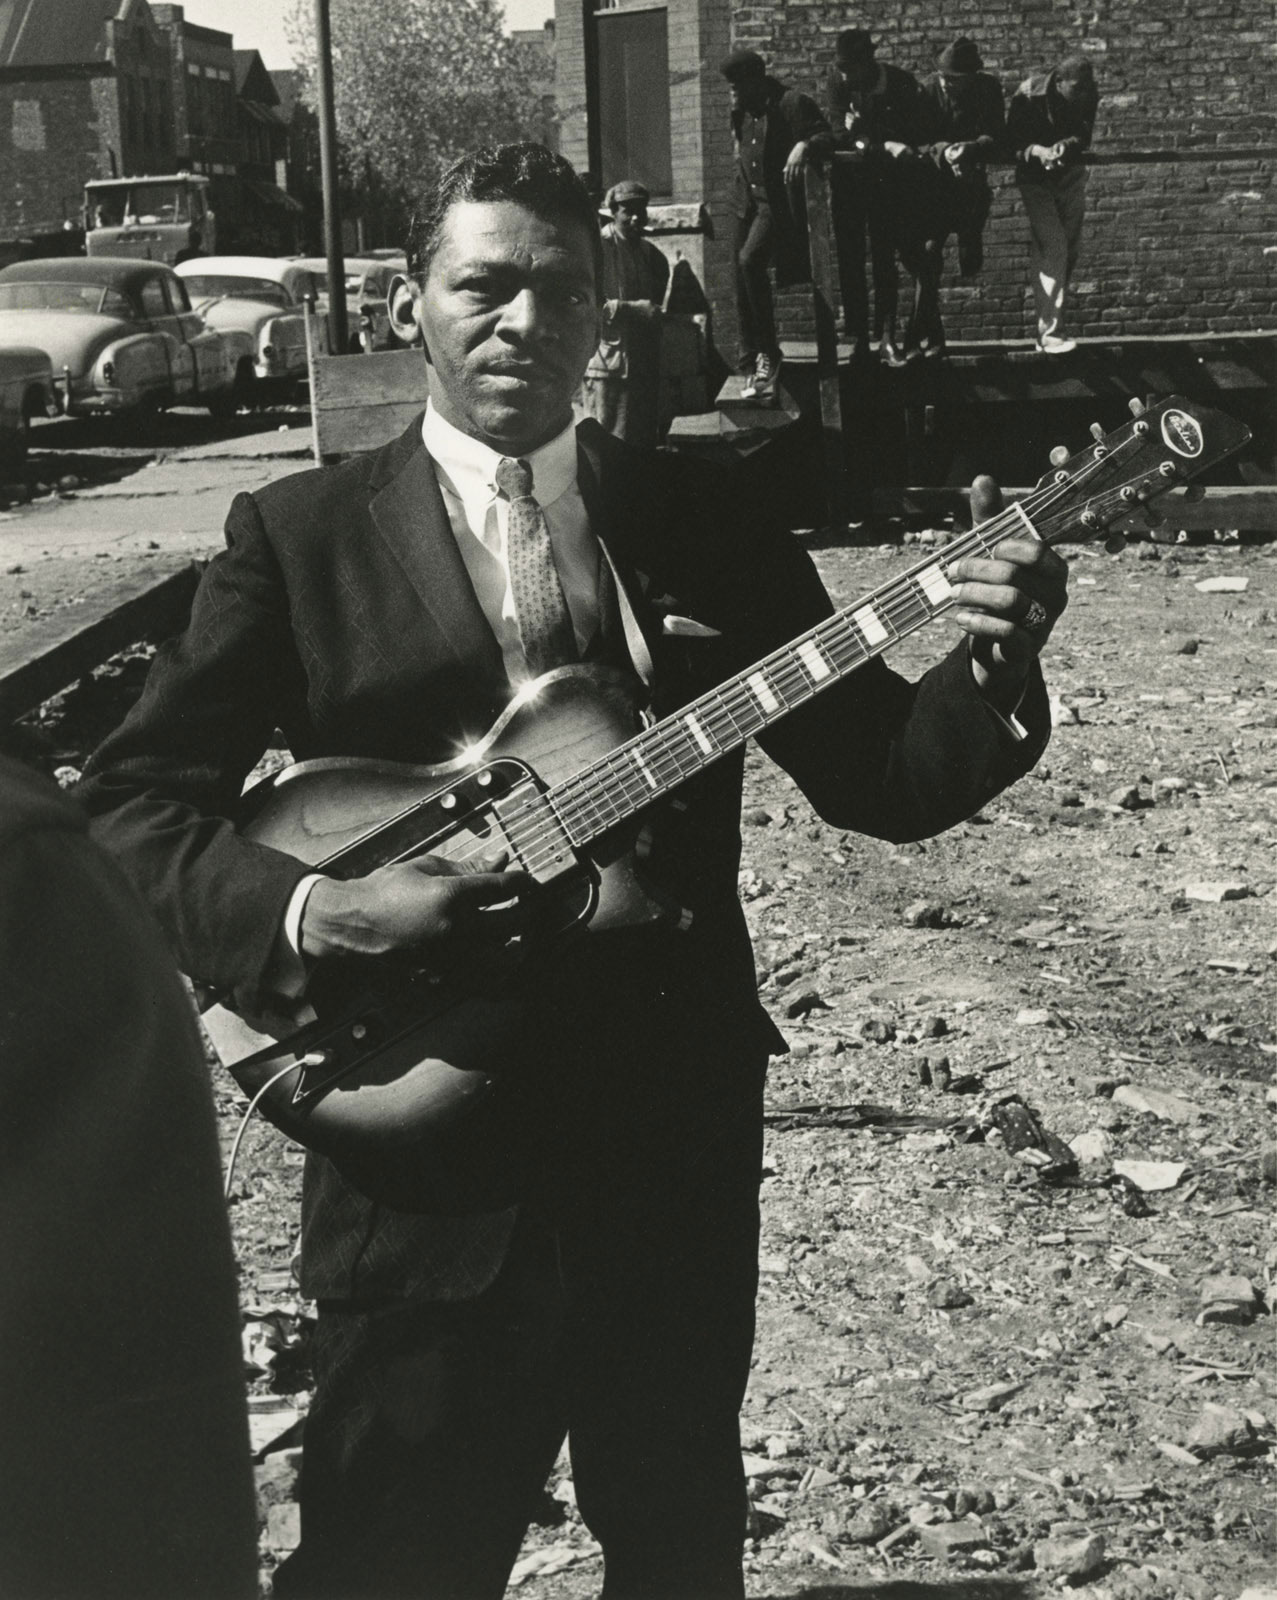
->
xmin=0 ymin=257 xmax=236 ymax=418
xmin=176 ymin=255 xmax=326 ymax=403
xmin=291 ymin=256 xmax=405 ymax=351
xmin=0 ymin=345 xmax=58 ymax=473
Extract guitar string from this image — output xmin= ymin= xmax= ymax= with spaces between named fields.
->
xmin=399 ymin=440 xmax=1172 ymax=876
xmin=464 ymin=442 xmax=1164 ymax=871
xmin=354 ymin=435 xmax=1175 ymax=879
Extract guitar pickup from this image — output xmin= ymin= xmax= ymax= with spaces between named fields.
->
xmin=494 ymin=778 xmax=579 ymax=885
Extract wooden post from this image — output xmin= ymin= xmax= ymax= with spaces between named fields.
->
xmin=313 ymin=0 xmax=348 ymax=354
xmin=802 ymin=161 xmax=847 ymax=525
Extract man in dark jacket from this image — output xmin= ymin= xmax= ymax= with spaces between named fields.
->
xmin=909 ymin=37 xmax=1008 ymax=357
xmin=581 ymin=178 xmax=670 ymax=447
xmin=810 ymin=28 xmax=942 ymax=366
xmin=721 ymin=48 xmax=828 ymax=402
xmin=1008 ymin=54 xmax=1099 ymax=353
xmin=80 ymin=142 xmax=1068 ymax=1600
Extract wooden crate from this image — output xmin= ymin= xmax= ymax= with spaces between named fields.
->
xmin=309 ymin=348 xmax=429 ymax=461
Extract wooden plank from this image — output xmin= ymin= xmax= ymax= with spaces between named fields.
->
xmin=0 ymin=561 xmax=203 ymax=723
xmin=868 ymin=485 xmax=1277 ymax=534
xmin=801 ymin=162 xmax=848 ymax=522
xmin=310 ymin=348 xmax=428 ymax=459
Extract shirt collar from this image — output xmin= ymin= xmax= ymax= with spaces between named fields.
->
xmin=421 ymin=400 xmax=578 ymax=507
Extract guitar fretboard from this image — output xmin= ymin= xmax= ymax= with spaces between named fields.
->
xmin=546 ymin=514 xmax=1018 ymax=849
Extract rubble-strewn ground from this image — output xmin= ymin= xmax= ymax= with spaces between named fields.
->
xmin=15 ymin=531 xmax=1276 ymax=1599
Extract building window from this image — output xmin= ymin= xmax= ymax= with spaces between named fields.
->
xmin=588 ymin=1 xmax=672 ymax=197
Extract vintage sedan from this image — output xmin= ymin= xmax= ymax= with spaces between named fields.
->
xmin=176 ymin=255 xmax=327 ymax=401
xmin=0 ymin=257 xmax=236 ymax=418
xmin=292 ymin=256 xmax=404 ymax=351
xmin=0 ymin=345 xmax=58 ymax=473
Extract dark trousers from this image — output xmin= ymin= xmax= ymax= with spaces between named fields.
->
xmin=831 ymin=163 xmax=933 ymax=346
xmin=733 ymin=200 xmax=780 ymax=370
xmin=273 ymin=1036 xmax=767 ymax=1600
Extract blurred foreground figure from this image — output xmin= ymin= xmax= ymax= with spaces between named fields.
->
xmin=0 ymin=756 xmax=257 ymax=1600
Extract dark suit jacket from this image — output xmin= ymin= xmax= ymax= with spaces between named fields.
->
xmin=81 ymin=415 xmax=1050 ymax=1302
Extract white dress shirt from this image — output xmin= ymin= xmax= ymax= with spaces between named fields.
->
xmin=277 ymin=403 xmax=651 ymax=975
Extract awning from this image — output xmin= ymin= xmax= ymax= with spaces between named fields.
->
xmin=244 ymin=179 xmax=304 ymax=213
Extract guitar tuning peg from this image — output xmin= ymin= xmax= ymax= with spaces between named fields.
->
xmin=1104 ymin=533 xmax=1128 ymax=555
xmin=1049 ymin=445 xmax=1070 ymax=467
xmin=1128 ymin=397 xmax=1146 ymax=418
xmin=1089 ymin=422 xmax=1106 ymax=442
xmin=1182 ymin=483 xmax=1206 ymax=503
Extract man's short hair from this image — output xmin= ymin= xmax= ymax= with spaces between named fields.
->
xmin=720 ymin=48 xmax=766 ymax=84
xmin=406 ymin=143 xmax=603 ymax=285
xmin=1055 ymin=54 xmax=1095 ymax=88
xmin=606 ymin=179 xmax=650 ymax=211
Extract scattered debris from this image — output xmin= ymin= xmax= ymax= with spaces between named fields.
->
xmin=1194 ymin=575 xmax=1249 ymax=593
xmin=1113 ymin=1084 xmax=1203 ymax=1124
xmin=1112 ymin=1158 xmax=1187 ymax=1191
xmin=1197 ymin=1274 xmax=1259 ymax=1326
xmin=1184 ymin=881 xmax=1253 ymax=903
xmin=961 ymin=1380 xmax=1027 ymax=1412
xmin=917 ymin=1520 xmax=991 ymax=1560
xmin=1184 ymin=1402 xmax=1269 ymax=1460
xmin=1033 ymin=1529 xmax=1106 ymax=1578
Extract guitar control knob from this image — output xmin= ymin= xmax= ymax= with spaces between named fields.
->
xmin=440 ymin=793 xmax=457 ymax=810
xmin=1049 ymin=445 xmax=1070 ymax=467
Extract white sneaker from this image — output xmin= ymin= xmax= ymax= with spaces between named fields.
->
xmin=751 ymin=351 xmax=781 ymax=403
xmin=1037 ymin=333 xmax=1077 ymax=354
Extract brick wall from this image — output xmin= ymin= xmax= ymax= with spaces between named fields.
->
xmin=558 ymin=0 xmax=1276 ymax=358
xmin=731 ymin=0 xmax=1277 ymax=345
xmin=0 ymin=77 xmax=114 ymax=234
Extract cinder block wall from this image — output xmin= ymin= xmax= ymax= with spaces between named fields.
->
xmin=728 ymin=0 xmax=1277 ymax=344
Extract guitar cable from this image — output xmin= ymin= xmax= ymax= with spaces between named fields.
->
xmin=223 ymin=1059 xmax=302 ymax=1201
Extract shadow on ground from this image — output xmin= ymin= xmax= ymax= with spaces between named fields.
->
xmin=759 ymin=1580 xmax=1037 ymax=1600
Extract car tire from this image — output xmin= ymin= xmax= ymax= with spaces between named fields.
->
xmin=206 ymin=358 xmax=254 ymax=420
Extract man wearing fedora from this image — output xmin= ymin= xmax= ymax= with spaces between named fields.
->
xmin=720 ymin=48 xmax=828 ymax=403
xmin=911 ymin=37 xmax=1008 ymax=356
xmin=811 ymin=28 xmax=938 ymax=368
xmin=581 ymin=179 xmax=671 ymax=448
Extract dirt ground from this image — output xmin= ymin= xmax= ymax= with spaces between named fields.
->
xmin=12 ymin=526 xmax=1276 ymax=1599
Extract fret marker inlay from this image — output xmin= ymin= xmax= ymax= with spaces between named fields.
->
xmin=684 ymin=713 xmax=713 ymax=755
xmin=631 ymin=749 xmax=658 ymax=789
xmin=747 ymin=672 xmax=779 ymax=713
xmin=852 ymin=604 xmax=889 ymax=647
xmin=797 ymin=639 xmax=832 ymax=681
xmin=917 ymin=564 xmax=953 ymax=607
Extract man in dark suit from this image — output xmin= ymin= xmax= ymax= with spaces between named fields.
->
xmin=80 ymin=143 xmax=1068 ymax=1599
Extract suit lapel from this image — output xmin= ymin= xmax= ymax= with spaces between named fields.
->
xmin=369 ymin=427 xmax=505 ymax=684
xmin=575 ymin=422 xmax=663 ymax=674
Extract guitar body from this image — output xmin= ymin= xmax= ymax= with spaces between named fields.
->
xmin=206 ymin=665 xmax=680 ymax=1212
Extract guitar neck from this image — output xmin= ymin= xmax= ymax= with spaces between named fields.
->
xmin=547 ymin=501 xmax=1036 ymax=850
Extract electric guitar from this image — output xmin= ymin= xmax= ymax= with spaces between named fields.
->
xmin=207 ymin=395 xmax=1250 ymax=1211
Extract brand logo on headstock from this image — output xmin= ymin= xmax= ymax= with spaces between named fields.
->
xmin=1161 ymin=408 xmax=1204 ymax=458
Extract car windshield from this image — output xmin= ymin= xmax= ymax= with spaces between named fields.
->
xmin=183 ymin=274 xmax=291 ymax=307
xmin=90 ymin=182 xmax=191 ymax=227
xmin=0 ymin=282 xmax=135 ymax=317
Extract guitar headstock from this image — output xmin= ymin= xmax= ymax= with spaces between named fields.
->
xmin=1023 ymin=395 xmax=1252 ymax=551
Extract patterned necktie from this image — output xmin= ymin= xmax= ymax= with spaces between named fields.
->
xmin=494 ymin=455 xmax=578 ymax=675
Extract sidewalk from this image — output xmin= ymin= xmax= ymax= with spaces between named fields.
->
xmin=1 ymin=424 xmax=317 ymax=652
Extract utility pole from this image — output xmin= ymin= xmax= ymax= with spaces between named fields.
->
xmin=314 ymin=0 xmax=348 ymax=352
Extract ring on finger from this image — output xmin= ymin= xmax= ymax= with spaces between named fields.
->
xmin=1021 ymin=598 xmax=1049 ymax=633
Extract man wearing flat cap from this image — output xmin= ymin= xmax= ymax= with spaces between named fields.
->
xmin=581 ymin=179 xmax=671 ymax=447
xmin=720 ymin=48 xmax=829 ymax=402
xmin=914 ymin=37 xmax=1008 ymax=353
xmin=809 ymin=28 xmax=940 ymax=366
